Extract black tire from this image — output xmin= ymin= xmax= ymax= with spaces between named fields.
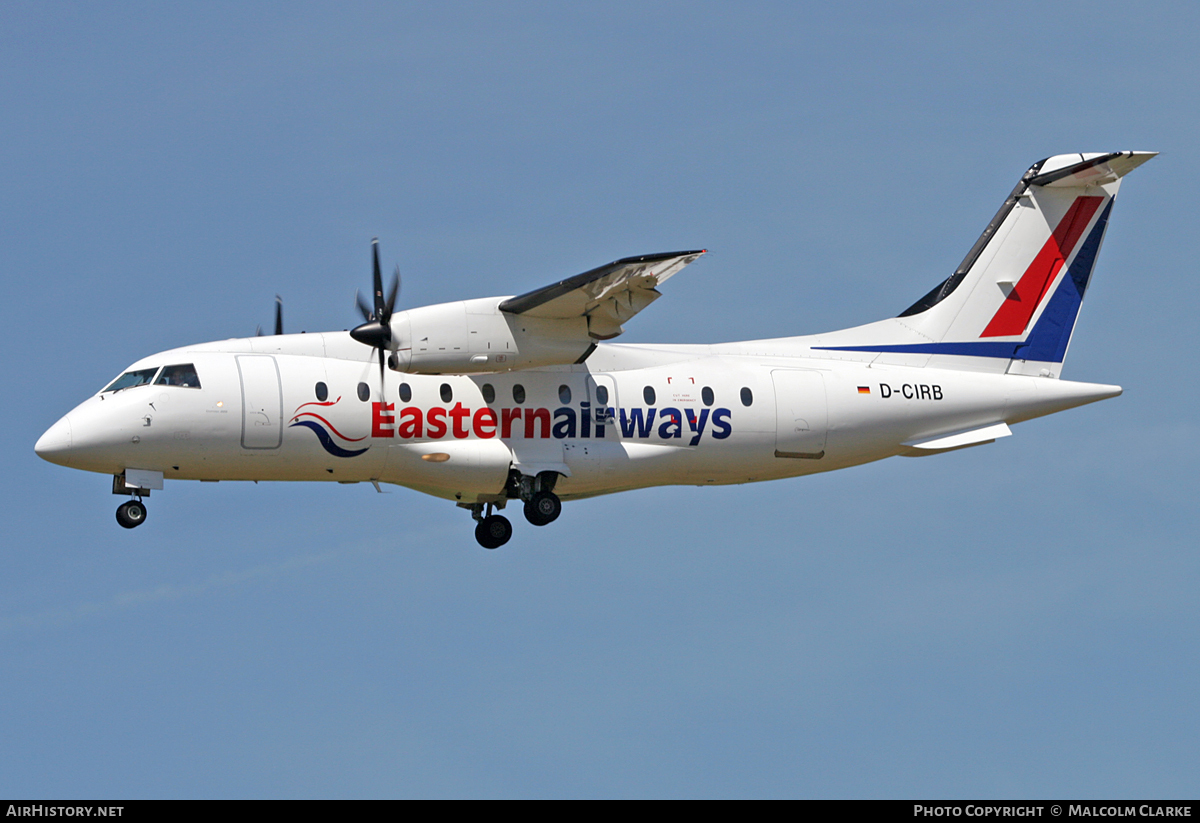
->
xmin=524 ymin=491 xmax=561 ymax=526
xmin=116 ymin=500 xmax=147 ymax=529
xmin=475 ymin=515 xmax=512 ymax=549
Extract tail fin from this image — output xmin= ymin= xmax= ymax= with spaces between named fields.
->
xmin=817 ymin=152 xmax=1155 ymax=376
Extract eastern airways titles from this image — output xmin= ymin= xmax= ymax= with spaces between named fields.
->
xmin=367 ymin=402 xmax=734 ymax=446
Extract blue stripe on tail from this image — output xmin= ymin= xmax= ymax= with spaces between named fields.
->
xmin=1013 ymin=199 xmax=1113 ymax=363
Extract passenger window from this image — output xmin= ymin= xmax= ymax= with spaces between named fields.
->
xmin=357 ymin=382 xmax=370 ymax=402
xmin=440 ymin=383 xmax=453 ymax=403
xmin=482 ymin=383 xmax=496 ymax=404
xmin=104 ymin=367 xmax=159 ymax=393
xmin=315 ymin=382 xmax=328 ymax=401
xmin=643 ymin=386 xmax=656 ymax=405
xmin=155 ymin=364 xmax=201 ymax=389
xmin=559 ymin=384 xmax=572 ymax=404
xmin=513 ymin=384 xmax=526 ymax=404
xmin=741 ymin=387 xmax=753 ymax=406
xmin=702 ymin=386 xmax=714 ymax=406
xmin=398 ymin=382 xmax=412 ymax=403
xmin=595 ymin=385 xmax=609 ymax=406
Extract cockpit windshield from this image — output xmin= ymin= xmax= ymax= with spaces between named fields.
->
xmin=155 ymin=363 xmax=201 ymax=388
xmin=103 ymin=367 xmax=160 ymax=393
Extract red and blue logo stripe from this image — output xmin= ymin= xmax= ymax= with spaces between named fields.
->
xmin=288 ymin=398 xmax=370 ymax=458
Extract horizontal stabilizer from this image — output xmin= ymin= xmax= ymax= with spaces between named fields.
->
xmin=1030 ymin=151 xmax=1157 ymax=187
xmin=903 ymin=421 xmax=1011 ymax=454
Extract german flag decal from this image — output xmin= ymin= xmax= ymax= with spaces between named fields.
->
xmin=857 ymin=386 xmax=871 ymax=395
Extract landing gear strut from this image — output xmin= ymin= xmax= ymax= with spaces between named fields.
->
xmin=116 ymin=499 xmax=147 ymax=529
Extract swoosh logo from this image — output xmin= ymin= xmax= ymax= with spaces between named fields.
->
xmin=288 ymin=396 xmax=369 ymax=458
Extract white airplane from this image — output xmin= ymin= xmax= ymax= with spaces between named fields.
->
xmin=35 ymin=151 xmax=1154 ymax=548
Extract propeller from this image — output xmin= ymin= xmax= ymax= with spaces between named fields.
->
xmin=349 ymin=238 xmax=400 ymax=392
xmin=256 ymin=295 xmax=284 ymax=336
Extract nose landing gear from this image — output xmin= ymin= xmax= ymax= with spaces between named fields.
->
xmin=112 ymin=472 xmax=153 ymax=529
xmin=116 ymin=499 xmax=147 ymax=529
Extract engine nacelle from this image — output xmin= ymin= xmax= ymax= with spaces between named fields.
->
xmin=387 ymin=297 xmax=593 ymax=375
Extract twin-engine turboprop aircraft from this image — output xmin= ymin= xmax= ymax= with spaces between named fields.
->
xmin=36 ymin=152 xmax=1154 ymax=548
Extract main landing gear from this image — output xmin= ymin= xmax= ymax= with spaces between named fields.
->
xmin=524 ymin=491 xmax=561 ymax=527
xmin=475 ymin=511 xmax=513 ymax=550
xmin=464 ymin=501 xmax=513 ymax=549
xmin=508 ymin=469 xmax=562 ymax=527
xmin=464 ymin=470 xmax=564 ymax=549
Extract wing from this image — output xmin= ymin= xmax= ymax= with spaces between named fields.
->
xmin=498 ymin=250 xmax=706 ymax=340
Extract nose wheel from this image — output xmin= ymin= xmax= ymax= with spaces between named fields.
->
xmin=116 ymin=499 xmax=147 ymax=529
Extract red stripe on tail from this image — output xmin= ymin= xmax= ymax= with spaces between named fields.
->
xmin=980 ymin=195 xmax=1104 ymax=338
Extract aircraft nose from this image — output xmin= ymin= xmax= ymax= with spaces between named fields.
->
xmin=35 ymin=415 xmax=74 ymax=466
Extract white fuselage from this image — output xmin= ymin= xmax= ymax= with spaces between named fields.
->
xmin=33 ymin=152 xmax=1151 ymax=543
xmin=36 ymin=330 xmax=1120 ymax=505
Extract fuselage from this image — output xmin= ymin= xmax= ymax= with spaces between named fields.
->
xmin=35 ymin=329 xmax=1120 ymax=504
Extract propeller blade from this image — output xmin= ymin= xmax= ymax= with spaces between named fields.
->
xmin=255 ymin=324 xmax=263 ymax=337
xmin=350 ymin=238 xmax=401 ymax=391
xmin=372 ymin=238 xmax=385 ymax=321
xmin=354 ymin=289 xmax=373 ymax=322
xmin=384 ymin=268 xmax=399 ymax=320
xmin=274 ymin=295 xmax=283 ymax=335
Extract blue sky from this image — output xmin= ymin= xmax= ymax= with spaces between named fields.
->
xmin=2 ymin=1 xmax=1197 ymax=797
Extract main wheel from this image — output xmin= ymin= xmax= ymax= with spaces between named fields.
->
xmin=475 ymin=515 xmax=513 ymax=549
xmin=116 ymin=500 xmax=147 ymax=529
xmin=524 ymin=491 xmax=561 ymax=526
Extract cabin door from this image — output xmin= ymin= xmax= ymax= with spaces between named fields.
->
xmin=237 ymin=355 xmax=283 ymax=449
xmin=771 ymin=369 xmax=827 ymax=458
